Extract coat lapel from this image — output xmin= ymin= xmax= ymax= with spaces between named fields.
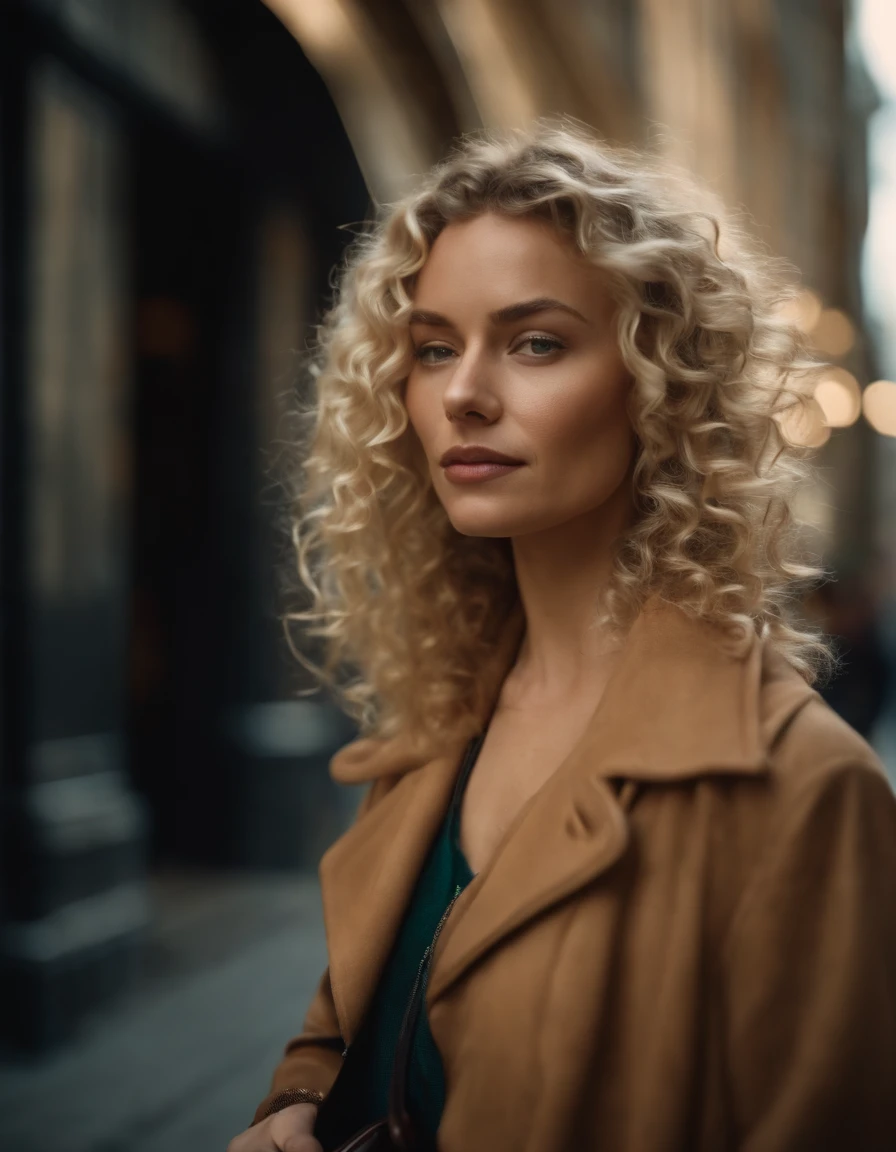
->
xmin=319 ymin=741 xmax=466 ymax=1044
xmin=427 ymin=761 xmax=630 ymax=1002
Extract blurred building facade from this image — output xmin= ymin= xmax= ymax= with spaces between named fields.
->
xmin=0 ymin=0 xmax=886 ymax=1054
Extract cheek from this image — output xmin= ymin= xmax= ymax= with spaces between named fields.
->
xmin=529 ymin=370 xmax=631 ymax=469
xmin=404 ymin=377 xmax=435 ymax=444
xmin=403 ymin=378 xmax=447 ymax=489
xmin=400 ymin=382 xmax=426 ymax=444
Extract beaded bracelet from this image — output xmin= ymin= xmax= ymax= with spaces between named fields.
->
xmin=259 ymin=1086 xmax=325 ymax=1119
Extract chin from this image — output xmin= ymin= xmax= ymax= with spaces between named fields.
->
xmin=449 ymin=521 xmax=514 ymax=539
xmin=443 ymin=502 xmax=549 ymax=539
xmin=442 ymin=507 xmax=514 ymax=539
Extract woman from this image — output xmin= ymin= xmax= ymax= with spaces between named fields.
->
xmin=228 ymin=123 xmax=896 ymax=1152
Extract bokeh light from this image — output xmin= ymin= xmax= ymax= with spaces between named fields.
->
xmin=814 ymin=368 xmax=862 ymax=427
xmin=862 ymin=379 xmax=896 ymax=436
xmin=810 ymin=307 xmax=856 ymax=358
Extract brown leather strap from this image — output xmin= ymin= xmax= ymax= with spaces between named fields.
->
xmin=387 ymin=960 xmax=426 ymax=1149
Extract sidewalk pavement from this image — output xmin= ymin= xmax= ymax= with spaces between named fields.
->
xmin=0 ymin=868 xmax=329 ymax=1152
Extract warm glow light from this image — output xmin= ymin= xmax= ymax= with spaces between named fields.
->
xmin=814 ymin=368 xmax=862 ymax=427
xmin=863 ymin=379 xmax=896 ymax=435
xmin=810 ymin=307 xmax=856 ymax=357
xmin=264 ymin=0 xmax=351 ymax=60
xmin=775 ymin=396 xmax=832 ymax=448
xmin=777 ymin=288 xmax=823 ymax=333
xmin=439 ymin=0 xmax=539 ymax=126
xmin=261 ymin=0 xmax=432 ymax=201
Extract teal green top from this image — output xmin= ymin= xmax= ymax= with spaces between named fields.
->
xmin=326 ymin=735 xmax=480 ymax=1149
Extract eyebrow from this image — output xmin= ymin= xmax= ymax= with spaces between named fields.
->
xmin=408 ymin=296 xmax=590 ymax=328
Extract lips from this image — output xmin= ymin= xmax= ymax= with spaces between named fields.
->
xmin=439 ymin=445 xmax=525 ymax=467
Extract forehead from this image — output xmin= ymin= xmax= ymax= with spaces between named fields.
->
xmin=412 ymin=212 xmax=613 ymax=318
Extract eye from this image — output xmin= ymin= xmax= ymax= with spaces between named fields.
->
xmin=413 ymin=344 xmax=455 ymax=365
xmin=515 ymin=335 xmax=565 ymax=357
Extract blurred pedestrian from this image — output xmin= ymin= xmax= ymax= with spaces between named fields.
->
xmin=804 ymin=563 xmax=891 ymax=740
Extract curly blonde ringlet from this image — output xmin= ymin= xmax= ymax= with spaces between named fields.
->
xmin=287 ymin=119 xmax=832 ymax=750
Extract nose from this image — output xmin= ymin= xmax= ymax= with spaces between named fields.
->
xmin=442 ymin=345 xmax=502 ymax=425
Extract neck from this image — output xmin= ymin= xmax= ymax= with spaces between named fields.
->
xmin=504 ymin=485 xmax=633 ymax=709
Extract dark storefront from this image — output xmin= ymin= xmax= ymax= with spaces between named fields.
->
xmin=0 ymin=0 xmax=367 ymax=1051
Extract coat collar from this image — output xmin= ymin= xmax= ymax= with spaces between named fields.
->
xmin=330 ymin=595 xmax=812 ymax=786
xmin=321 ymin=597 xmax=817 ymax=1039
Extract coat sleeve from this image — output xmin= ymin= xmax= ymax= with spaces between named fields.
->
xmin=251 ymin=776 xmax=390 ymax=1126
xmin=723 ymin=759 xmax=896 ymax=1152
xmin=251 ymin=965 xmax=346 ymax=1124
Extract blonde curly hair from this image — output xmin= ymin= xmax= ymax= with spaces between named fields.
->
xmin=287 ymin=120 xmax=831 ymax=747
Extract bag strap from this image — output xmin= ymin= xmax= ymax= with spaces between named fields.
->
xmin=386 ymin=961 xmax=425 ymax=1149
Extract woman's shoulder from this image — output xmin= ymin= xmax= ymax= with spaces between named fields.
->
xmin=706 ymin=647 xmax=896 ymax=959
xmin=760 ymin=644 xmax=889 ymax=794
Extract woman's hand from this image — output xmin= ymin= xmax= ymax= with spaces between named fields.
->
xmin=226 ymin=1102 xmax=323 ymax=1152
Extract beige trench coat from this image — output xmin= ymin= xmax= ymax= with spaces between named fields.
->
xmin=252 ymin=599 xmax=896 ymax=1151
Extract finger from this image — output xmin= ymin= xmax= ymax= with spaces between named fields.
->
xmin=270 ymin=1103 xmax=321 ymax=1150
xmin=225 ymin=1128 xmax=266 ymax=1152
xmin=226 ymin=1102 xmax=319 ymax=1152
xmin=225 ymin=1127 xmax=267 ymax=1152
xmin=270 ymin=1102 xmax=318 ymax=1136
xmin=279 ymin=1135 xmax=323 ymax=1152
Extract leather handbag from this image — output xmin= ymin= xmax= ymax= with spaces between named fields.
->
xmin=313 ymin=957 xmax=425 ymax=1152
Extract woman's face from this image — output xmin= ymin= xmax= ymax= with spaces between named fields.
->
xmin=404 ymin=212 xmax=635 ymax=540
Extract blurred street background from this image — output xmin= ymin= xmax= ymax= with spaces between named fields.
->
xmin=1 ymin=1 xmax=895 ymax=1149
